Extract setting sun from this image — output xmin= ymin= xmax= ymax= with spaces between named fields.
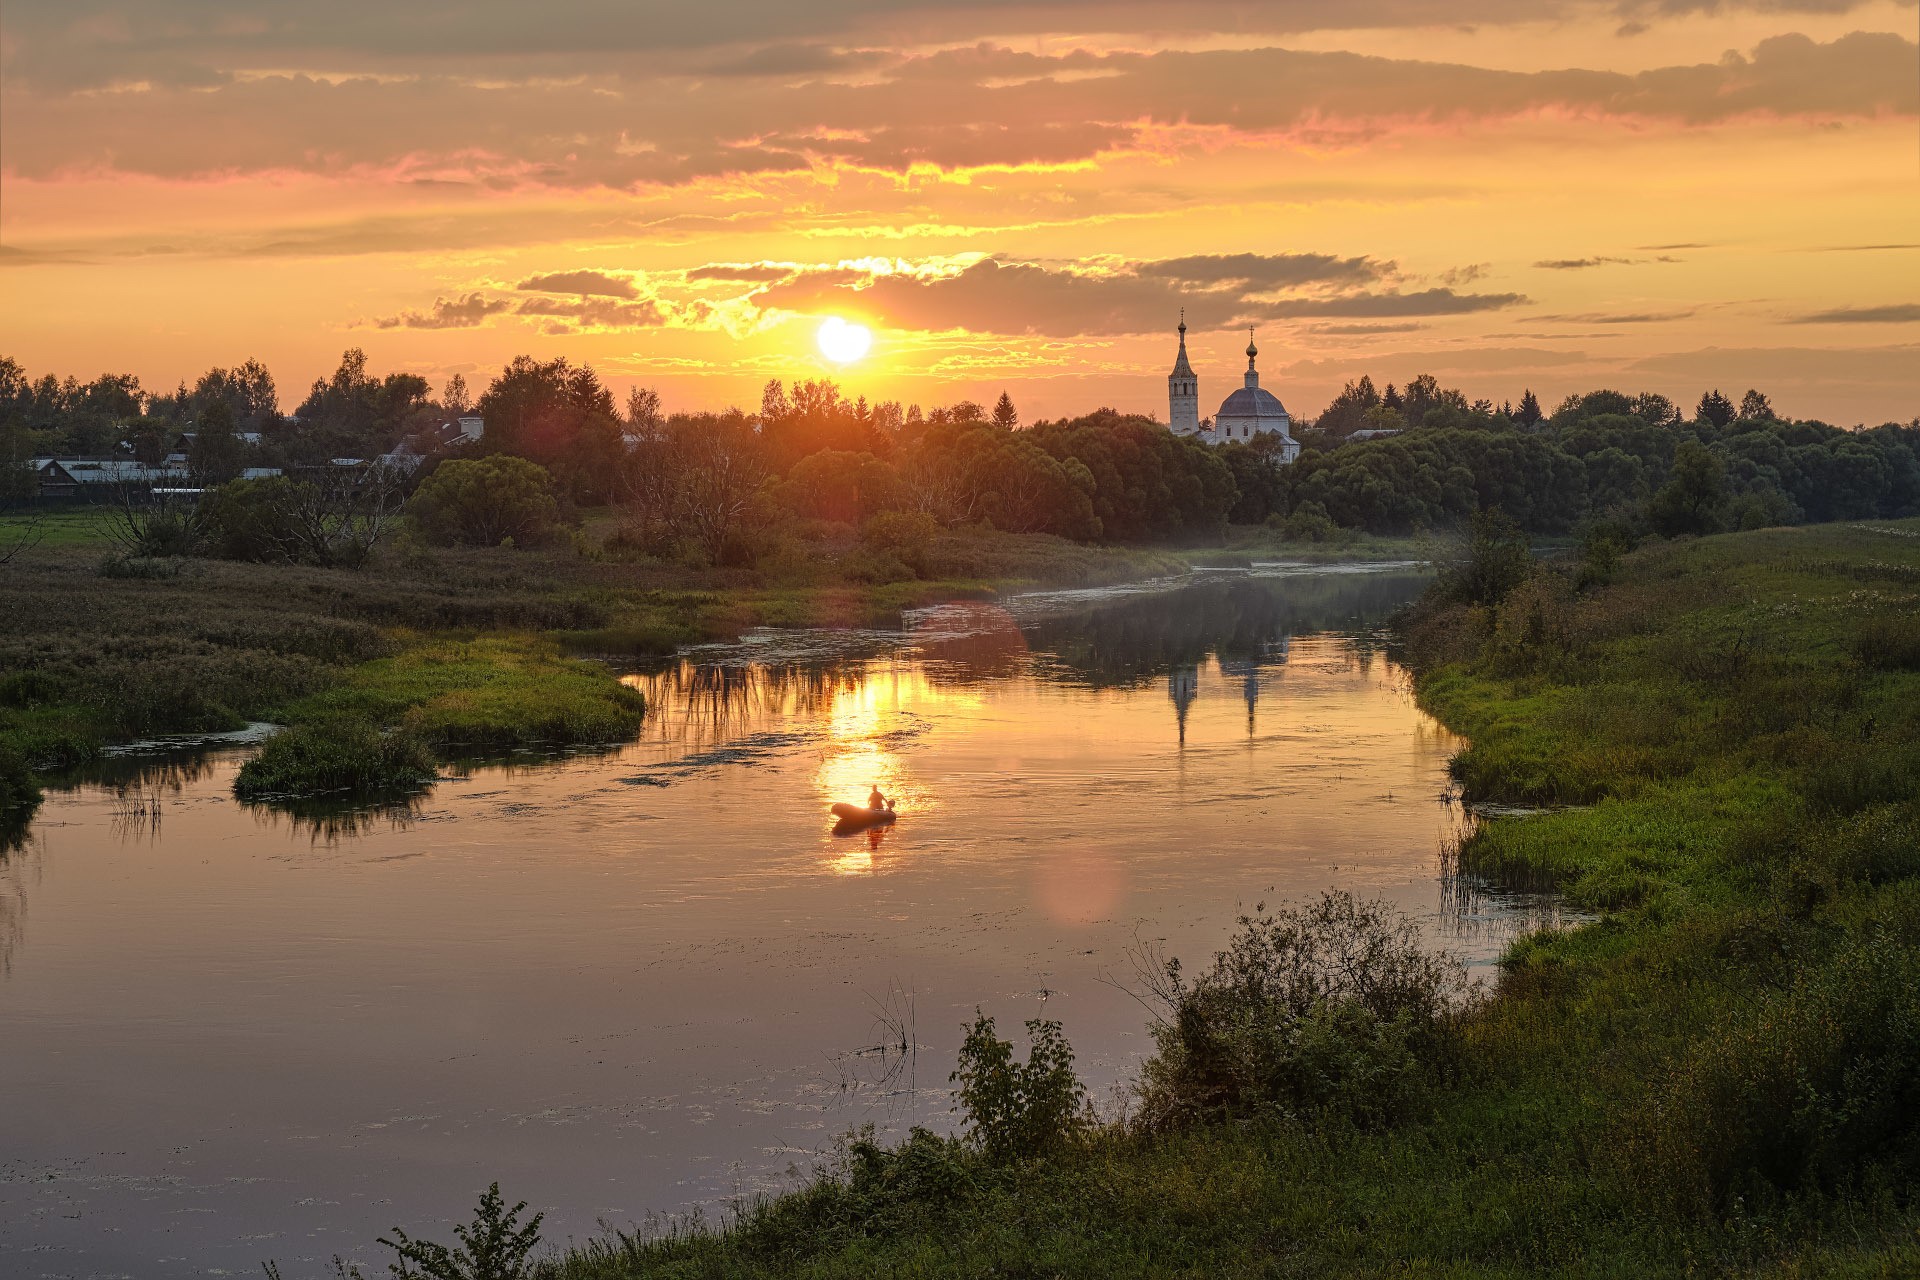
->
xmin=815 ymin=317 xmax=873 ymax=365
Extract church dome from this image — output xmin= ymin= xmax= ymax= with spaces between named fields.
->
xmin=1217 ymin=385 xmax=1289 ymax=420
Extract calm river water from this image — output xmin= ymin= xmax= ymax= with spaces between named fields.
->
xmin=0 ymin=565 xmax=1551 ymax=1279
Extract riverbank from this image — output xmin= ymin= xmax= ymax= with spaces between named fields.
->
xmin=498 ymin=518 xmax=1920 ymax=1278
xmin=0 ymin=518 xmax=1215 ymax=815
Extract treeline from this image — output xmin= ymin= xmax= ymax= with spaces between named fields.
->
xmin=1257 ymin=383 xmax=1920 ymax=540
xmin=6 ymin=350 xmax=1917 ymax=556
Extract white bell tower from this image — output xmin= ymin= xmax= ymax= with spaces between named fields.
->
xmin=1167 ymin=312 xmax=1200 ymax=436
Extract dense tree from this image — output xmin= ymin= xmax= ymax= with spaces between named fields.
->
xmin=292 ymin=348 xmax=432 ymax=462
xmin=410 ymin=455 xmax=559 ymax=547
xmin=470 ymin=356 xmax=623 ymax=500
xmin=1697 ymin=389 xmax=1737 ymax=429
xmin=1313 ymin=376 xmax=1383 ymax=438
xmin=1738 ymin=389 xmax=1777 ymax=422
xmin=992 ymin=392 xmax=1019 ymax=430
xmin=779 ymin=450 xmax=904 ymax=524
xmin=625 ymin=386 xmax=663 ymax=434
xmin=442 ymin=374 xmax=471 ymax=417
xmin=1516 ymin=390 xmax=1543 ymax=429
xmin=188 ymin=401 xmax=245 ymax=484
xmin=1647 ymin=440 xmax=1728 ymax=537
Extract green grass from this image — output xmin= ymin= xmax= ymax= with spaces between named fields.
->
xmin=233 ymin=717 xmax=438 ymax=800
xmin=278 ymin=634 xmax=647 ymax=750
xmin=0 ymin=507 xmax=115 ymax=549
xmin=504 ymin=518 xmax=1920 ymax=1279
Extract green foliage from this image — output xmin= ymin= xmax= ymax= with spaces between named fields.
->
xmin=200 ymin=473 xmax=397 ymax=568
xmin=0 ymin=740 xmax=40 ymax=824
xmin=1625 ymin=909 xmax=1920 ymax=1213
xmin=1268 ymin=498 xmax=1341 ymax=542
xmin=379 ymin=1183 xmax=543 ymax=1280
xmin=282 ymin=636 xmax=646 ymax=751
xmin=1136 ymin=891 xmax=1467 ymax=1131
xmin=1437 ymin=507 xmax=1533 ymax=606
xmin=778 ymin=450 xmax=903 ymax=524
xmin=1698 ymin=388 xmax=1737 ymax=428
xmin=951 ymin=1013 xmax=1089 ymax=1162
xmin=103 ymin=494 xmax=206 ymax=559
xmin=410 ymin=456 xmax=558 ymax=547
xmin=234 ymin=717 xmax=437 ymax=800
xmin=1648 ymin=439 xmax=1728 ymax=537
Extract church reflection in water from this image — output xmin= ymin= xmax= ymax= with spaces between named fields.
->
xmin=1170 ymin=634 xmax=1293 ymax=746
xmin=623 ymin=569 xmax=1426 ymax=762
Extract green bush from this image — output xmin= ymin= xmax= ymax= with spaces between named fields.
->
xmin=234 ymin=717 xmax=438 ymax=800
xmin=1136 ymin=891 xmax=1467 ymax=1132
xmin=1435 ymin=508 xmax=1533 ymax=606
xmin=378 ymin=1182 xmax=543 ymax=1280
xmin=951 ymin=1012 xmax=1089 ymax=1162
xmin=1269 ymin=499 xmax=1339 ymax=543
xmin=861 ymin=509 xmax=940 ymax=577
xmin=1625 ymin=918 xmax=1920 ymax=1212
xmin=0 ymin=741 xmax=40 ymax=820
xmin=410 ymin=456 xmax=558 ymax=547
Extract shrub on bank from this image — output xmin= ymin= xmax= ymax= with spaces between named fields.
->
xmin=234 ymin=717 xmax=438 ymax=800
xmin=1135 ymin=891 xmax=1468 ymax=1132
xmin=951 ymin=1013 xmax=1090 ymax=1162
xmin=0 ymin=742 xmax=40 ymax=823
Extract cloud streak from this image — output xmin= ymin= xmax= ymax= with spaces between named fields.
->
xmin=746 ymin=255 xmax=1519 ymax=335
xmin=1792 ymin=303 xmax=1920 ymax=323
xmin=4 ymin=34 xmax=1912 ymax=188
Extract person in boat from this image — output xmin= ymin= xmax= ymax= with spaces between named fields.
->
xmin=867 ymin=784 xmax=888 ymax=812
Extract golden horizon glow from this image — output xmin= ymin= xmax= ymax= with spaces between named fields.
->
xmin=1 ymin=3 xmax=1915 ymax=422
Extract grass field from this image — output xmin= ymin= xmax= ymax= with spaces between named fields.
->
xmin=0 ymin=507 xmax=116 ymax=550
xmin=450 ymin=518 xmax=1920 ymax=1279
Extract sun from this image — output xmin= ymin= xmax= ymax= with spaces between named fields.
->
xmin=816 ymin=316 xmax=873 ymax=365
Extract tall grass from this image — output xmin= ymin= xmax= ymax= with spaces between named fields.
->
xmin=233 ymin=718 xmax=438 ymax=800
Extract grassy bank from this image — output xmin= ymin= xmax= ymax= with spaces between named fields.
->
xmin=458 ymin=518 xmax=1918 ymax=1279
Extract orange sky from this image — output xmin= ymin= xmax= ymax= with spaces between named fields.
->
xmin=2 ymin=0 xmax=1916 ymax=423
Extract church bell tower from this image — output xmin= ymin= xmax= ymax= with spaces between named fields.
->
xmin=1167 ymin=313 xmax=1200 ymax=436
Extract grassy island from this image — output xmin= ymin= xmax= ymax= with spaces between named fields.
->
xmin=469 ymin=518 xmax=1917 ymax=1279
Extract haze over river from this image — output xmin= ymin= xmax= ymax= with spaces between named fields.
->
xmin=0 ymin=565 xmax=1554 ymax=1279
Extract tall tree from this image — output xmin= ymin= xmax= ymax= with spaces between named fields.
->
xmin=992 ymin=392 xmax=1019 ymax=430
xmin=625 ymin=386 xmax=663 ymax=435
xmin=1696 ymin=389 xmax=1736 ymax=429
xmin=1737 ymin=389 xmax=1776 ymax=422
xmin=443 ymin=374 xmax=471 ymax=417
xmin=188 ymin=400 xmax=245 ymax=484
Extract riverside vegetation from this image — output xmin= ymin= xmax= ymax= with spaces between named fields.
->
xmin=0 ymin=513 xmax=1189 ymax=831
xmin=324 ymin=515 xmax=1920 ymax=1279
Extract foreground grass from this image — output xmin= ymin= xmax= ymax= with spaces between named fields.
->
xmin=508 ymin=519 xmax=1920 ymax=1278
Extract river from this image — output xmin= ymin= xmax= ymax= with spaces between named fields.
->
xmin=0 ymin=564 xmax=1557 ymax=1278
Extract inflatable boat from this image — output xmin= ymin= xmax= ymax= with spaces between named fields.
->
xmin=830 ymin=802 xmax=897 ymax=832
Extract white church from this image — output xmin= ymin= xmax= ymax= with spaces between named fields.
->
xmin=1167 ymin=316 xmax=1301 ymax=463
